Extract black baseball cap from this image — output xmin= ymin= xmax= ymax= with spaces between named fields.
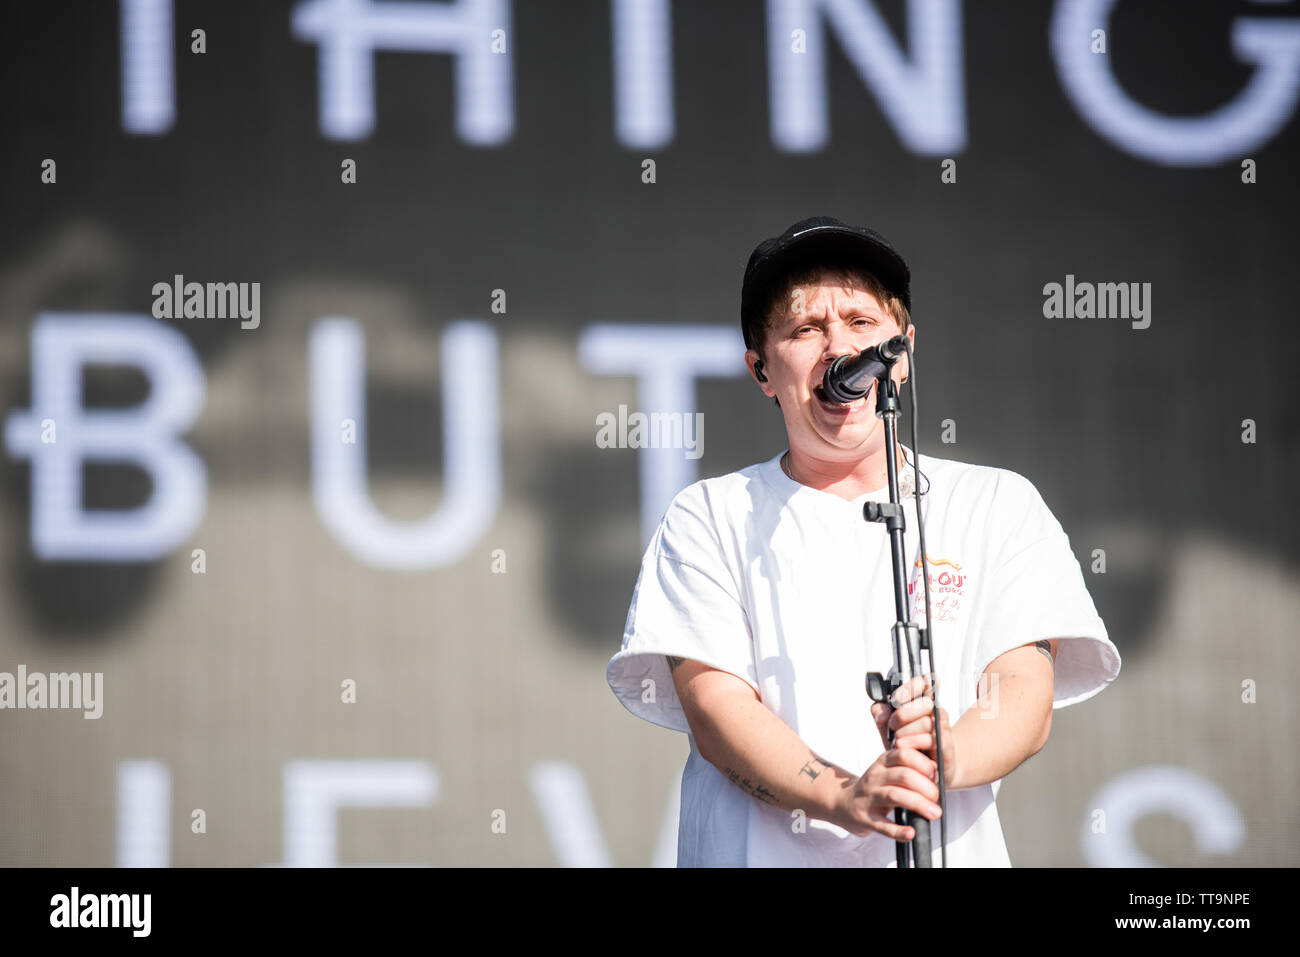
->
xmin=740 ymin=216 xmax=911 ymax=351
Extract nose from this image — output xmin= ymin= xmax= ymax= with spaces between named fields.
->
xmin=822 ymin=321 xmax=857 ymax=364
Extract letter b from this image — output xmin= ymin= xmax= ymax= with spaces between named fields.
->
xmin=4 ymin=314 xmax=206 ymax=559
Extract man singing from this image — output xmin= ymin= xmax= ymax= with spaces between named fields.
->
xmin=607 ymin=216 xmax=1121 ymax=866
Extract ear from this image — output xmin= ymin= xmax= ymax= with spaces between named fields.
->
xmin=745 ymin=348 xmax=775 ymax=396
xmin=892 ymin=325 xmax=916 ymax=384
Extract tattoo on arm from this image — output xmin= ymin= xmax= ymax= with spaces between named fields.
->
xmin=722 ymin=767 xmax=780 ymax=806
xmin=666 ymin=655 xmax=685 ymax=671
xmin=1033 ymin=640 xmax=1055 ymax=668
xmin=799 ymin=754 xmax=832 ymax=781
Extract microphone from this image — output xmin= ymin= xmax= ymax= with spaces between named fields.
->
xmin=822 ymin=335 xmax=910 ymax=403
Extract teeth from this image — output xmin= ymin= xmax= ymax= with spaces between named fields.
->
xmin=819 ymin=391 xmax=860 ymax=408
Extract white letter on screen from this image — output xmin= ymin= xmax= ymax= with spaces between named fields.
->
xmin=310 ymin=318 xmax=501 ymax=569
xmin=121 ymin=0 xmax=175 ymax=134
xmin=282 ymin=760 xmax=439 ymax=866
xmin=292 ymin=0 xmax=513 ymax=143
xmin=1052 ymin=0 xmax=1300 ymax=166
xmin=578 ymin=324 xmax=745 ymax=548
xmin=1081 ymin=765 xmax=1246 ymax=868
xmin=768 ymin=0 xmax=964 ymax=153
xmin=4 ymin=314 xmax=207 ymax=561
xmin=116 ymin=760 xmax=171 ymax=868
xmin=613 ymin=0 xmax=674 ymax=149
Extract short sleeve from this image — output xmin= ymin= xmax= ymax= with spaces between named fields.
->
xmin=606 ymin=484 xmax=759 ymax=733
xmin=971 ymin=472 xmax=1121 ymax=708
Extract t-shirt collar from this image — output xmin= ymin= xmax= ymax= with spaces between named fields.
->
xmin=764 ymin=447 xmax=918 ymax=506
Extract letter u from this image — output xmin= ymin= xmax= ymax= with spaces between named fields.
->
xmin=310 ymin=318 xmax=500 ymax=568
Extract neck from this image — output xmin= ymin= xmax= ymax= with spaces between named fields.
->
xmin=785 ymin=442 xmax=908 ymax=501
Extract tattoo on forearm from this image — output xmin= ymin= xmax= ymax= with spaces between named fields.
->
xmin=722 ymin=767 xmax=780 ymax=806
xmin=666 ymin=655 xmax=685 ymax=671
xmin=1034 ymin=640 xmax=1054 ymax=668
xmin=799 ymin=754 xmax=832 ymax=781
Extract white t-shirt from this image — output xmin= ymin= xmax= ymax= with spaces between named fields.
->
xmin=607 ymin=449 xmax=1121 ymax=867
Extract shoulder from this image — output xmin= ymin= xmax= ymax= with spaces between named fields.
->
xmin=918 ymin=454 xmax=1046 ymax=504
xmin=917 ymin=454 xmax=1065 ymax=544
xmin=656 ymin=457 xmax=781 ymax=556
xmin=663 ymin=456 xmax=780 ymax=517
xmin=918 ymin=456 xmax=1081 ymax=580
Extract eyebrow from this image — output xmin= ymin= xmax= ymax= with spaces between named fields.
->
xmin=786 ymin=307 xmax=879 ymax=325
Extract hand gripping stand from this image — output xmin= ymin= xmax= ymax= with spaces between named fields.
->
xmin=862 ymin=375 xmax=942 ymax=868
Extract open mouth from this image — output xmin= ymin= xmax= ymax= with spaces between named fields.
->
xmin=813 ymin=382 xmax=871 ymax=412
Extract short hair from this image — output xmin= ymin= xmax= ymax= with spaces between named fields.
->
xmin=747 ymin=252 xmax=911 ymax=362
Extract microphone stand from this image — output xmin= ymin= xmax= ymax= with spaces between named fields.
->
xmin=863 ymin=374 xmax=940 ymax=868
